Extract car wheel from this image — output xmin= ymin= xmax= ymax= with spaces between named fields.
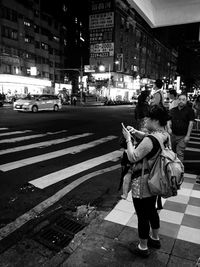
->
xmin=32 ymin=105 xmax=38 ymax=113
xmin=54 ymin=105 xmax=59 ymax=112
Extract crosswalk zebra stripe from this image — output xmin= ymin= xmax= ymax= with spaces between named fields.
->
xmin=0 ymin=134 xmax=49 ymax=144
xmin=0 ymin=136 xmax=118 ymax=172
xmin=0 ymin=128 xmax=9 ymax=131
xmin=184 ymin=160 xmax=200 ymax=163
xmin=189 ymin=141 xmax=200 ymax=145
xmin=0 ymin=130 xmax=68 ymax=144
xmin=0 ymin=133 xmax=93 ymax=155
xmin=186 ymin=147 xmax=200 ymax=152
xmin=30 ymin=150 xmax=122 ymax=189
xmin=0 ymin=164 xmax=121 ymax=241
xmin=0 ymin=130 xmax=32 ymax=137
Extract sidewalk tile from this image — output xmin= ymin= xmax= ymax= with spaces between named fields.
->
xmin=188 ymin=196 xmax=200 ymax=207
xmin=191 ymin=190 xmax=200 ymax=198
xmin=105 ymin=209 xmax=133 ymax=225
xmin=185 ymin=204 xmax=200 ymax=216
xmin=172 ymin=239 xmax=200 ymax=261
xmin=167 ymin=194 xmax=189 ymax=204
xmin=114 ymin=199 xmax=135 ymax=213
xmin=167 ymin=255 xmax=196 ymax=267
xmin=177 ymin=225 xmax=200 ymax=244
xmin=159 ymin=221 xmax=180 ymax=238
xmin=163 ymin=201 xmax=187 ymax=213
xmin=182 ymin=182 xmax=194 ymax=189
xmin=181 ymin=214 xmax=200 ymax=229
xmin=159 ymin=210 xmax=184 ymax=224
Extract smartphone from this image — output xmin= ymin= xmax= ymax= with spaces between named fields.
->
xmin=121 ymin=122 xmax=126 ymax=130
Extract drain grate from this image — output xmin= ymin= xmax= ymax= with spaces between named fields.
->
xmin=34 ymin=214 xmax=86 ymax=252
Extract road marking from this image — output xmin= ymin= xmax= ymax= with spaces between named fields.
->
xmin=186 ymin=147 xmax=200 ymax=152
xmin=0 ymin=133 xmax=93 ymax=155
xmin=184 ymin=173 xmax=197 ymax=179
xmin=0 ymin=164 xmax=121 ymax=241
xmin=30 ymin=150 xmax=122 ymax=189
xmin=0 ymin=130 xmax=32 ymax=137
xmin=0 ymin=136 xmax=118 ymax=172
xmin=184 ymin=160 xmax=200 ymax=163
xmin=0 ymin=128 xmax=9 ymax=131
xmin=0 ymin=130 xmax=68 ymax=144
xmin=189 ymin=141 xmax=200 ymax=145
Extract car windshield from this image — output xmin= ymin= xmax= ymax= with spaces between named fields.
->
xmin=20 ymin=95 xmax=37 ymax=100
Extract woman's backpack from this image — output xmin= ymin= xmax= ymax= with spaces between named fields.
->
xmin=147 ymin=134 xmax=184 ymax=198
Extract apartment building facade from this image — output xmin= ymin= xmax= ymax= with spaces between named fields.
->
xmin=0 ymin=0 xmax=68 ymax=96
xmin=89 ymin=0 xmax=177 ymax=101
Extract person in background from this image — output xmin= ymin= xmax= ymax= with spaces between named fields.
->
xmin=167 ymin=93 xmax=195 ymax=162
xmin=150 ymin=79 xmax=164 ymax=107
xmin=122 ymin=105 xmax=169 ymax=257
xmin=134 ymin=90 xmax=150 ymax=131
xmin=169 ymin=89 xmax=179 ymax=110
xmin=193 ymin=95 xmax=200 ymax=129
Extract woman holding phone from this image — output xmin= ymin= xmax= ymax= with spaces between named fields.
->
xmin=122 ymin=105 xmax=169 ymax=257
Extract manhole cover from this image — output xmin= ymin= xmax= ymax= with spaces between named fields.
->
xmin=34 ymin=214 xmax=86 ymax=252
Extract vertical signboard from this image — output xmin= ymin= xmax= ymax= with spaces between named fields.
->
xmin=89 ymin=0 xmax=114 ymax=59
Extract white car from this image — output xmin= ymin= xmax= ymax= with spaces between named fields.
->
xmin=13 ymin=94 xmax=62 ymax=112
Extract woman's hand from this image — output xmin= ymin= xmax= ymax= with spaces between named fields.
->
xmin=127 ymin=126 xmax=136 ymax=134
xmin=122 ymin=126 xmax=131 ymax=142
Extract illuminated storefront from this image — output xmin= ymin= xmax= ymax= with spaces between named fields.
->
xmin=0 ymin=74 xmax=53 ymax=97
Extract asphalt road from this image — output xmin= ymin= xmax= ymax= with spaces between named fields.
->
xmin=0 ymin=104 xmax=199 ymax=251
xmin=0 ymin=104 xmax=134 ymax=228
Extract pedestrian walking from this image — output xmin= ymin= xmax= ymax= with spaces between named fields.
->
xmin=167 ymin=93 xmax=195 ymax=162
xmin=169 ymin=89 xmax=179 ymax=110
xmin=193 ymin=95 xmax=200 ymax=130
xmin=122 ymin=105 xmax=169 ymax=257
xmin=150 ymin=79 xmax=165 ymax=107
xmin=72 ymin=96 xmax=77 ymax=106
xmin=134 ymin=90 xmax=150 ymax=131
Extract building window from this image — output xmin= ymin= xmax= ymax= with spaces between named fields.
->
xmin=41 ymin=42 xmax=48 ymax=50
xmin=1 ymin=26 xmax=18 ymax=40
xmin=24 ymin=19 xmax=31 ymax=27
xmin=24 ymin=34 xmax=33 ymax=43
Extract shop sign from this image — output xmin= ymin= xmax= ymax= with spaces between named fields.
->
xmin=90 ymin=42 xmax=114 ymax=54
xmin=84 ymin=65 xmax=95 ymax=72
xmin=89 ymin=12 xmax=114 ymax=29
xmin=90 ymin=28 xmax=113 ymax=44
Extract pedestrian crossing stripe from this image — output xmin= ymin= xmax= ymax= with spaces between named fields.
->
xmin=29 ymin=150 xmax=122 ymax=189
xmin=0 ymin=135 xmax=118 ymax=172
xmin=0 ymin=130 xmax=32 ymax=137
xmin=0 ymin=133 xmax=93 ymax=155
xmin=0 ymin=130 xmax=68 ymax=143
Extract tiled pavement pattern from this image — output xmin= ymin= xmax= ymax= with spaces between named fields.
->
xmin=105 ymin=173 xmax=200 ymax=244
xmin=105 ymin=130 xmax=200 ymax=245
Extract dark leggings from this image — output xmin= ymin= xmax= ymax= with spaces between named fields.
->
xmin=133 ymin=196 xmax=160 ymax=239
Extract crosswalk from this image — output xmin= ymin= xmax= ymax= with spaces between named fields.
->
xmin=0 ymin=127 xmax=200 ymax=243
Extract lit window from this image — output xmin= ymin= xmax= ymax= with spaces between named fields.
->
xmin=24 ymin=20 xmax=31 ymax=27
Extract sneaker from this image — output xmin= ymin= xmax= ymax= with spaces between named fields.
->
xmin=129 ymin=244 xmax=150 ymax=258
xmin=148 ymin=236 xmax=161 ymax=249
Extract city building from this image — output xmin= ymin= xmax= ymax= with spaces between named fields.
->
xmin=0 ymin=0 xmax=72 ymax=98
xmin=89 ymin=0 xmax=177 ymax=101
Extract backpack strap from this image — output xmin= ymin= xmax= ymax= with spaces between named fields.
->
xmin=149 ymin=133 xmax=171 ymax=151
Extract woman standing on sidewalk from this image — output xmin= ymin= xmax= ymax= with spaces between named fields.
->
xmin=122 ymin=105 xmax=169 ymax=257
